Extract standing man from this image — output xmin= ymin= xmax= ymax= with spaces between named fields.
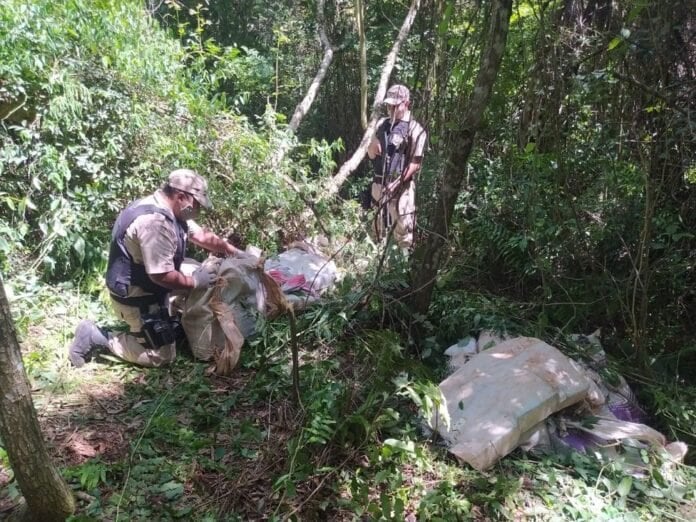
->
xmin=68 ymin=169 xmax=244 ymax=368
xmin=367 ymin=84 xmax=427 ymax=251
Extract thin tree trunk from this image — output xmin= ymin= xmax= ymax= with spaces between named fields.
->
xmin=271 ymin=0 xmax=336 ymax=168
xmin=288 ymin=0 xmax=334 ymax=132
xmin=325 ymin=0 xmax=422 ymax=197
xmin=0 ymin=277 xmax=75 ymax=521
xmin=356 ymin=0 xmax=368 ymax=130
xmin=410 ymin=0 xmax=513 ymax=316
xmin=268 ymin=0 xmax=335 ymax=233
xmin=422 ymin=0 xmax=447 ymax=141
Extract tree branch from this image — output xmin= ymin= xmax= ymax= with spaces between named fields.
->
xmin=288 ymin=0 xmax=335 ymax=132
xmin=324 ymin=0 xmax=422 ymax=198
xmin=265 ymin=0 xmax=336 ymax=236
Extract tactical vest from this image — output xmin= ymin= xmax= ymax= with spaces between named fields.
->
xmin=105 ymin=201 xmax=188 ymax=307
xmin=372 ymin=119 xmax=412 ymax=184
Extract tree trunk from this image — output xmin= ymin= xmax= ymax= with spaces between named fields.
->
xmin=356 ymin=0 xmax=368 ymax=130
xmin=621 ymin=0 xmax=694 ymax=366
xmin=517 ymin=0 xmax=617 ymax=152
xmin=410 ymin=0 xmax=513 ymax=316
xmin=0 ymin=277 xmax=75 ymax=521
xmin=267 ymin=0 xmax=336 ymax=232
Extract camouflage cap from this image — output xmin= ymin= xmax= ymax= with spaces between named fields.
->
xmin=167 ymin=169 xmax=212 ymax=209
xmin=383 ymin=84 xmax=410 ymax=105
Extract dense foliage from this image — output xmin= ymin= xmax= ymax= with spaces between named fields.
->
xmin=1 ymin=0 xmax=694 ymax=519
xmin=0 ymin=0 xmax=341 ymax=280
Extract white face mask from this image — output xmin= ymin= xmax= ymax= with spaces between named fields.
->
xmin=388 ymin=102 xmax=407 ymax=126
xmin=388 ymin=104 xmax=398 ymax=125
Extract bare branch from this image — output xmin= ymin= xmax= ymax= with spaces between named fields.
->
xmin=325 ymin=0 xmax=422 ymax=198
xmin=289 ymin=0 xmax=335 ymax=132
xmin=265 ymin=0 xmax=336 ymax=235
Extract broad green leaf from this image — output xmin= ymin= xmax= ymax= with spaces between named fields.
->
xmin=383 ymin=438 xmax=415 ymax=454
xmin=617 ymin=477 xmax=632 ymax=497
xmin=158 ymin=480 xmax=184 ymax=500
xmin=72 ymin=236 xmax=85 ymax=262
xmin=608 ymin=37 xmax=622 ymax=51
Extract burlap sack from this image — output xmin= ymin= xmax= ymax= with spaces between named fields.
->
xmin=182 ymin=255 xmax=288 ymax=375
xmin=183 ymin=257 xmax=261 ymax=370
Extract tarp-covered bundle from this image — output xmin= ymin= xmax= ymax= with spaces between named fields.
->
xmin=435 ymin=334 xmax=688 ymax=471
xmin=265 ymin=246 xmax=338 ymax=308
xmin=434 ymin=337 xmax=592 ymax=471
xmin=181 ymin=246 xmax=337 ymax=375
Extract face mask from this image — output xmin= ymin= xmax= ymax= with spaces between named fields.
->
xmin=180 ymin=205 xmax=196 ymax=221
xmin=179 ymin=195 xmax=199 ymax=221
xmin=389 ymin=105 xmax=397 ymax=126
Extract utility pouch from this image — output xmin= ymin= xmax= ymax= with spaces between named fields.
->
xmin=141 ymin=308 xmax=185 ymax=349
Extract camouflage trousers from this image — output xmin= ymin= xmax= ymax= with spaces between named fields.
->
xmin=371 ymin=180 xmax=415 ymax=249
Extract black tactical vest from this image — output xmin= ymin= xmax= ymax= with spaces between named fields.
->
xmin=372 ymin=119 xmax=412 ymax=184
xmin=105 ymin=201 xmax=188 ymax=305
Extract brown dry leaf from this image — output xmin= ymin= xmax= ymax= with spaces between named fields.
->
xmin=66 ymin=432 xmax=98 ymax=458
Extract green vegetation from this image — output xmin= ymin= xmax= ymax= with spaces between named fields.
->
xmin=1 ymin=0 xmax=694 ymax=520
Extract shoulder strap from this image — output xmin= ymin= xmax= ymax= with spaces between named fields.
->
xmin=112 ymin=203 xmax=175 ymax=242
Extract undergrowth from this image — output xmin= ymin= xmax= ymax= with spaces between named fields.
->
xmin=1 ymin=273 xmax=694 ymax=520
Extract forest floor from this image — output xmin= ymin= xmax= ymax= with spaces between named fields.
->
xmin=2 ymin=352 xmax=308 ymax=520
xmin=2 ymin=281 xmax=696 ymax=521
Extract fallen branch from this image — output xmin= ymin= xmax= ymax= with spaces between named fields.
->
xmin=266 ymin=0 xmax=336 ymax=236
xmin=287 ymin=305 xmax=302 ymax=409
xmin=288 ymin=0 xmax=334 ymax=132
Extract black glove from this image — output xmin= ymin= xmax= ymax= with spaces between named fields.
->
xmin=192 ymin=266 xmax=216 ymax=289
